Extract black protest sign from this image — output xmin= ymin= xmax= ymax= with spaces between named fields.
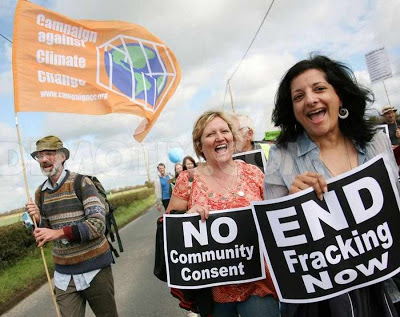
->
xmin=253 ymin=155 xmax=400 ymax=303
xmin=233 ymin=149 xmax=266 ymax=173
xmin=164 ymin=208 xmax=265 ymax=289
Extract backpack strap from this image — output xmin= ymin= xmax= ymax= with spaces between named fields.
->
xmin=74 ymin=173 xmax=123 ymax=257
xmin=107 ymin=208 xmax=124 ymax=253
xmin=74 ymin=173 xmax=85 ymax=203
xmin=38 ymin=179 xmax=48 ymax=217
xmin=92 ymin=176 xmax=124 ymax=253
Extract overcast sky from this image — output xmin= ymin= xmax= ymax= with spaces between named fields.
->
xmin=0 ymin=0 xmax=399 ymax=212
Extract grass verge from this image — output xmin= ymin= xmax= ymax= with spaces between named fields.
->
xmin=0 ymin=194 xmax=156 ymax=315
xmin=0 ymin=213 xmax=23 ymax=227
xmin=0 ymin=245 xmax=54 ymax=313
xmin=115 ymin=194 xmax=156 ymax=228
xmin=108 ymin=186 xmax=149 ymax=199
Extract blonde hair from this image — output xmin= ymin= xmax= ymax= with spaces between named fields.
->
xmin=192 ymin=110 xmax=236 ymax=159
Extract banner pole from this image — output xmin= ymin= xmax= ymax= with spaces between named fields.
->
xmin=227 ymin=80 xmax=236 ymax=115
xmin=142 ymin=143 xmax=151 ymax=183
xmin=382 ymin=80 xmax=392 ymax=106
xmin=15 ymin=113 xmax=61 ymax=317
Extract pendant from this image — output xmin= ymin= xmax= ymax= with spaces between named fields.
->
xmin=237 ymin=191 xmax=245 ymax=197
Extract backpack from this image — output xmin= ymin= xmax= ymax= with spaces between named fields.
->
xmin=75 ymin=174 xmax=124 ymax=258
xmin=39 ymin=173 xmax=124 ymax=258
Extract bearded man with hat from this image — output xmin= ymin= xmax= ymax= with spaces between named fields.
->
xmin=26 ymin=136 xmax=118 ymax=317
xmin=381 ymin=106 xmax=400 ymax=146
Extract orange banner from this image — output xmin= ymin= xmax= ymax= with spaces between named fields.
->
xmin=12 ymin=0 xmax=181 ymax=141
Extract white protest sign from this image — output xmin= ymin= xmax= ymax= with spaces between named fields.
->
xmin=365 ymin=47 xmax=393 ymax=83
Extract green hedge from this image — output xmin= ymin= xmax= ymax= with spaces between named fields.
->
xmin=108 ymin=188 xmax=154 ymax=209
xmin=0 ymin=187 xmax=155 ymax=272
xmin=108 ymin=183 xmax=150 ymax=194
xmin=0 ymin=223 xmax=36 ymax=271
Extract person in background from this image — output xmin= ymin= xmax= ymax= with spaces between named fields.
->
xmin=182 ymin=155 xmax=197 ymax=171
xmin=174 ymin=163 xmax=183 ymax=179
xmin=381 ymin=105 xmax=400 ymax=147
xmin=232 ymin=114 xmax=271 ymax=159
xmin=170 ymin=163 xmax=183 ymax=190
xmin=26 ymin=136 xmax=118 ymax=317
xmin=155 ymin=163 xmax=172 ymax=212
xmin=167 ymin=110 xmax=279 ymax=317
xmin=265 ymin=54 xmax=400 ymax=317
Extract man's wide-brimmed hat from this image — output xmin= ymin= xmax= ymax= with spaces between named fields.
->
xmin=30 ymin=136 xmax=70 ymax=160
xmin=381 ymin=106 xmax=397 ymax=116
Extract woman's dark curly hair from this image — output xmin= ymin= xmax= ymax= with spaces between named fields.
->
xmin=273 ymin=54 xmax=375 ymax=147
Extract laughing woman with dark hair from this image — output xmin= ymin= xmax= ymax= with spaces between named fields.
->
xmin=265 ymin=54 xmax=400 ymax=317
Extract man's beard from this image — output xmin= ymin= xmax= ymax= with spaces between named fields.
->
xmin=41 ymin=161 xmax=62 ymax=177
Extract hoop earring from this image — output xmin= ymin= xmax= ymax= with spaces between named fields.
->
xmin=338 ymin=107 xmax=349 ymax=119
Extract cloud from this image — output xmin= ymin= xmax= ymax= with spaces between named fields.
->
xmin=0 ymin=1 xmax=15 ymax=16
xmin=223 ymin=52 xmax=298 ymax=136
xmin=0 ymin=70 xmax=12 ymax=96
xmin=375 ymin=1 xmax=400 ymax=48
xmin=1 ymin=0 xmax=400 ymax=212
xmin=354 ymin=68 xmax=400 ymax=113
xmin=0 ymin=141 xmax=21 ymax=178
xmin=0 ymin=41 xmax=13 ymax=95
xmin=0 ymin=122 xmax=33 ymax=212
xmin=0 ymin=40 xmax=12 ymax=63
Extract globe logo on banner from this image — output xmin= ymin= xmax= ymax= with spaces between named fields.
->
xmin=97 ymin=35 xmax=176 ymax=112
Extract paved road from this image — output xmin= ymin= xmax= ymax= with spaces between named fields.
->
xmin=3 ymin=206 xmax=188 ymax=317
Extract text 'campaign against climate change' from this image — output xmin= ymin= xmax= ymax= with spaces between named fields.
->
xmin=163 ymin=209 xmax=265 ymax=289
xmin=252 ymin=154 xmax=400 ymax=303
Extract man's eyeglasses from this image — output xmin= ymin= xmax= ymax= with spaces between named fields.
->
xmin=34 ymin=150 xmax=57 ymax=161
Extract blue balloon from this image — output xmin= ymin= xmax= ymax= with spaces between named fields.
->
xmin=168 ymin=147 xmax=184 ymax=163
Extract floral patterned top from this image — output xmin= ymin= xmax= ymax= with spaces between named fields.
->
xmin=173 ymin=160 xmax=277 ymax=303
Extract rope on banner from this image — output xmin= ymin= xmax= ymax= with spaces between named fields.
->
xmin=222 ymin=0 xmax=276 ymax=113
xmin=228 ymin=80 xmax=236 ymax=114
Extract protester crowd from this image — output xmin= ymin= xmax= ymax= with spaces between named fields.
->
xmin=26 ymin=54 xmax=400 ymax=317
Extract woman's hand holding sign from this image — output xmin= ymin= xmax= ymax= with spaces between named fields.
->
xmin=289 ymin=172 xmax=327 ymax=201
xmin=264 ymin=55 xmax=400 ymax=316
xmin=187 ymin=204 xmax=209 ymax=222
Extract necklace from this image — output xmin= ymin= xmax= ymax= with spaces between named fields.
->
xmin=322 ymin=135 xmax=352 ymax=177
xmin=207 ymin=164 xmax=245 ymax=197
